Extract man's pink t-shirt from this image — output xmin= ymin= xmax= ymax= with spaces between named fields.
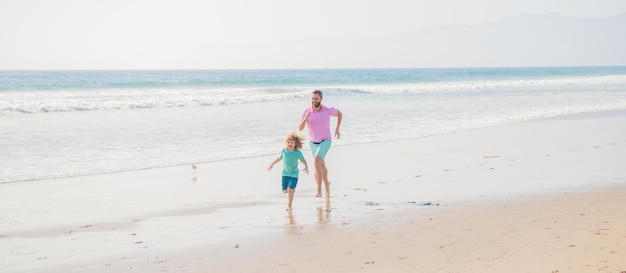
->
xmin=301 ymin=105 xmax=338 ymax=143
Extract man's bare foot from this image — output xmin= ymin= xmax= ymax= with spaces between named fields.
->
xmin=315 ymin=193 xmax=322 ymax=197
xmin=286 ymin=206 xmax=292 ymax=211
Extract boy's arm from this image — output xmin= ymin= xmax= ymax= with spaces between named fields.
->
xmin=268 ymin=157 xmax=281 ymax=171
xmin=301 ymin=159 xmax=309 ymax=174
xmin=299 ymin=155 xmax=309 ymax=174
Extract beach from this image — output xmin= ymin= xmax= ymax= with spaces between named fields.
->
xmin=2 ymin=110 xmax=625 ymax=273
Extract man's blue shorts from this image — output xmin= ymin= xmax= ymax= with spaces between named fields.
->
xmin=309 ymin=139 xmax=332 ymax=160
xmin=282 ymin=176 xmax=298 ymax=190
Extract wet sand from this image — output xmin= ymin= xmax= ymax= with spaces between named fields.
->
xmin=1 ymin=110 xmax=625 ymax=272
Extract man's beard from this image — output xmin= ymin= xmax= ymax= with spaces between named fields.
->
xmin=312 ymin=102 xmax=321 ymax=108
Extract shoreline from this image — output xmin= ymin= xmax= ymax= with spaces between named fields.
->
xmin=3 ymin=108 xmax=625 ymax=186
xmin=1 ymin=109 xmax=625 ymax=272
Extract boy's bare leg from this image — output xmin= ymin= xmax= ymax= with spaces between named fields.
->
xmin=287 ymin=189 xmax=295 ymax=210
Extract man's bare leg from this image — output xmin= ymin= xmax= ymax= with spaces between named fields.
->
xmin=321 ymin=162 xmax=330 ymax=198
xmin=314 ymin=156 xmax=324 ymax=197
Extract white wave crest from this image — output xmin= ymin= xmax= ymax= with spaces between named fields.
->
xmin=0 ymin=87 xmax=310 ymax=114
xmin=333 ymin=75 xmax=626 ymax=94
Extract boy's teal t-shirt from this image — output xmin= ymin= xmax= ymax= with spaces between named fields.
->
xmin=280 ymin=149 xmax=306 ymax=178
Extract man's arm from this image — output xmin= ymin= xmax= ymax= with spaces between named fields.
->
xmin=298 ymin=109 xmax=310 ymax=131
xmin=334 ymin=110 xmax=342 ymax=139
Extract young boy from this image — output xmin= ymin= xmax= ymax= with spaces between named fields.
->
xmin=268 ymin=132 xmax=309 ymax=210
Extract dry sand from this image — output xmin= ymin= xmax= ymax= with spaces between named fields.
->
xmin=1 ymin=110 xmax=625 ymax=273
xmin=204 ymin=187 xmax=626 ymax=273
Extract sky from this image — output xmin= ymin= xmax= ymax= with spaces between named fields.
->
xmin=1 ymin=0 xmax=625 ymax=70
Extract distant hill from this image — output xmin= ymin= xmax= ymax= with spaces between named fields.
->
xmin=324 ymin=13 xmax=626 ymax=68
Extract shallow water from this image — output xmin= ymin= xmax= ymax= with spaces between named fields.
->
xmin=2 ymin=67 xmax=626 ymax=183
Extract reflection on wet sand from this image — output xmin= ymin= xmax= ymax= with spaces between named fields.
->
xmin=317 ymin=198 xmax=331 ymax=224
xmin=286 ymin=209 xmax=303 ymax=236
xmin=287 ymin=209 xmax=296 ymax=225
xmin=285 ymin=198 xmax=331 ymax=235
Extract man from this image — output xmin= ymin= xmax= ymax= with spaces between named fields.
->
xmin=298 ymin=90 xmax=342 ymax=198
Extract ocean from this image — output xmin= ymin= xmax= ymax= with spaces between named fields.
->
xmin=2 ymin=67 xmax=626 ymax=183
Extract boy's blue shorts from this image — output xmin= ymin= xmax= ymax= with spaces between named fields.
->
xmin=309 ymin=139 xmax=332 ymax=160
xmin=282 ymin=176 xmax=298 ymax=190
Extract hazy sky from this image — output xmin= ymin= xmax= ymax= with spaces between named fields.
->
xmin=1 ymin=0 xmax=625 ymax=69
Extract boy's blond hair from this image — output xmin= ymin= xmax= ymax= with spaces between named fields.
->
xmin=286 ymin=132 xmax=305 ymax=150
